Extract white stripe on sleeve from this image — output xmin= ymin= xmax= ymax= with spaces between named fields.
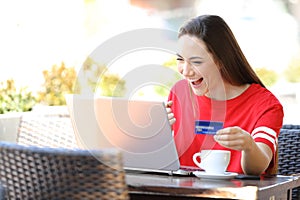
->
xmin=252 ymin=133 xmax=277 ymax=151
xmin=251 ymin=126 xmax=277 ymax=138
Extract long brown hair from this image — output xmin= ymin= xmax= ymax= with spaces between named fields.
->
xmin=178 ymin=15 xmax=265 ymax=87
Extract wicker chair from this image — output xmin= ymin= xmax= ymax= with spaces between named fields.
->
xmin=0 ymin=184 xmax=5 ymax=200
xmin=278 ymin=124 xmax=300 ymax=200
xmin=0 ymin=141 xmax=129 ymax=200
xmin=17 ymin=113 xmax=78 ymax=149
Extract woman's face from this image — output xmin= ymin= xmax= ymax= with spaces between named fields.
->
xmin=177 ymin=35 xmax=222 ymax=97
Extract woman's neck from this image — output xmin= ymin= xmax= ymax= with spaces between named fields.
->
xmin=205 ymin=83 xmax=250 ymax=101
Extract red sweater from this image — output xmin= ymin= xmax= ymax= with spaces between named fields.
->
xmin=168 ymin=80 xmax=284 ymax=174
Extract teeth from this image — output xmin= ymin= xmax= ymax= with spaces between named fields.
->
xmin=191 ymin=78 xmax=203 ymax=85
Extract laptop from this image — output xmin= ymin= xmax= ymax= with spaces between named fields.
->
xmin=65 ymin=95 xmax=186 ymax=174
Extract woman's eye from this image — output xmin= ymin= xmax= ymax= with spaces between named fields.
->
xmin=192 ymin=61 xmax=202 ymax=65
xmin=176 ymin=57 xmax=184 ymax=61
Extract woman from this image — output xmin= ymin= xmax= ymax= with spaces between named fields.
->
xmin=167 ymin=15 xmax=283 ymax=175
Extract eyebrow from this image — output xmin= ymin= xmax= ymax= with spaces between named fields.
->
xmin=176 ymin=53 xmax=203 ymax=60
xmin=190 ymin=56 xmax=203 ymax=60
xmin=176 ymin=53 xmax=183 ymax=58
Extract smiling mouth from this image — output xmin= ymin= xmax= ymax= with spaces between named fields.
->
xmin=191 ymin=78 xmax=203 ymax=86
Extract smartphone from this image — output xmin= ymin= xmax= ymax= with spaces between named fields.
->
xmin=235 ymin=174 xmax=261 ymax=180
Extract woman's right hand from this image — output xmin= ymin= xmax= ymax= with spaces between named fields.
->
xmin=165 ymin=101 xmax=176 ymax=126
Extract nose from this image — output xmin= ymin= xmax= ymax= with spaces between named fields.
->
xmin=179 ymin=61 xmax=194 ymax=77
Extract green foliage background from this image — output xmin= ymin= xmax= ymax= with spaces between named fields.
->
xmin=0 ymin=79 xmax=36 ymax=114
xmin=153 ymin=56 xmax=182 ymax=97
xmin=284 ymin=56 xmax=300 ymax=83
xmin=254 ymin=67 xmax=278 ymax=87
xmin=82 ymin=57 xmax=126 ymax=97
xmin=38 ymin=62 xmax=78 ymax=106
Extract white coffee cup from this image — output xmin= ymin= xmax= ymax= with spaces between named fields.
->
xmin=193 ymin=150 xmax=231 ymax=174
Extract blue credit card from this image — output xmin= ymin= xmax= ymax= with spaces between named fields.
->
xmin=195 ymin=120 xmax=224 ymax=134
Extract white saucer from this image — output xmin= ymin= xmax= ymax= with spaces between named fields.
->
xmin=193 ymin=171 xmax=238 ymax=180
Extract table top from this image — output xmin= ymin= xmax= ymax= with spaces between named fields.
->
xmin=126 ymin=172 xmax=300 ymax=199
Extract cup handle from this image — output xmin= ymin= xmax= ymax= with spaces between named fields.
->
xmin=192 ymin=152 xmax=202 ymax=168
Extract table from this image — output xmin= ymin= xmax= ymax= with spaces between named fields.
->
xmin=126 ymin=172 xmax=300 ymax=200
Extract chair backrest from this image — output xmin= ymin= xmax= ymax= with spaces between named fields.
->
xmin=278 ymin=124 xmax=300 ymax=199
xmin=0 ymin=141 xmax=129 ymax=200
xmin=17 ymin=113 xmax=78 ymax=148
xmin=278 ymin=124 xmax=300 ymax=175
xmin=0 ymin=184 xmax=5 ymax=200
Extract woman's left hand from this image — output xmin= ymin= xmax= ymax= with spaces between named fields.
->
xmin=213 ymin=126 xmax=254 ymax=151
xmin=165 ymin=101 xmax=176 ymax=126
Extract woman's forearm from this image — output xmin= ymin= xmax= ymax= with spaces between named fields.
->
xmin=241 ymin=142 xmax=273 ymax=175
